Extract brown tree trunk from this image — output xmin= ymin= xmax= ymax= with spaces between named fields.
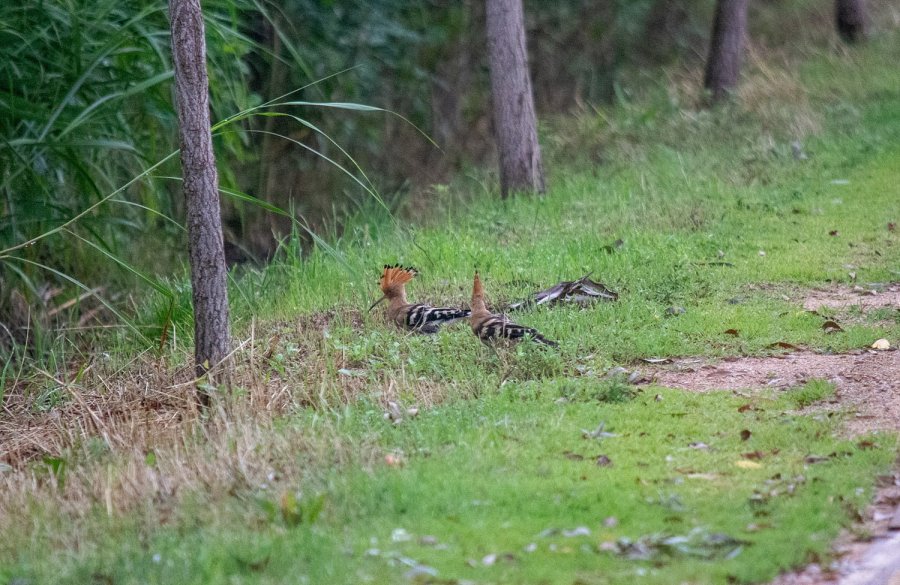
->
xmin=169 ymin=0 xmax=231 ymax=404
xmin=485 ymin=0 xmax=545 ymax=198
xmin=836 ymin=0 xmax=868 ymax=43
xmin=703 ymin=0 xmax=748 ymax=103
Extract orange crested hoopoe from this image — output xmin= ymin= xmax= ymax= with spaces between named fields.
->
xmin=369 ymin=264 xmax=470 ymax=334
xmin=469 ymin=271 xmax=558 ymax=347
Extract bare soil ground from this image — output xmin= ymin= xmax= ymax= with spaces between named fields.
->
xmin=642 ymin=282 xmax=898 ymax=436
xmin=646 ymin=349 xmax=898 ymax=436
xmin=640 ymin=283 xmax=900 ymax=585
xmin=802 ymin=283 xmax=900 ymax=314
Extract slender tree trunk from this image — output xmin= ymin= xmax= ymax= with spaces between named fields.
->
xmin=169 ymin=0 xmax=231 ymax=405
xmin=485 ymin=0 xmax=545 ymax=198
xmin=703 ymin=0 xmax=748 ymax=103
xmin=835 ymin=0 xmax=868 ymax=43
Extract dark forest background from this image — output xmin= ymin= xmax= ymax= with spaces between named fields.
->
xmin=0 ymin=0 xmax=870 ymax=337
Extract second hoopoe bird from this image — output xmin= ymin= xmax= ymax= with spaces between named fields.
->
xmin=370 ymin=264 xmax=470 ymax=334
xmin=469 ymin=271 xmax=558 ymax=347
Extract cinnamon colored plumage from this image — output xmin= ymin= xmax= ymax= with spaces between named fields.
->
xmin=370 ymin=265 xmax=470 ymax=334
xmin=469 ymin=271 xmax=557 ymax=347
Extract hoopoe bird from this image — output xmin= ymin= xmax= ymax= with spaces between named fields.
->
xmin=369 ymin=264 xmax=470 ymax=334
xmin=469 ymin=271 xmax=558 ymax=347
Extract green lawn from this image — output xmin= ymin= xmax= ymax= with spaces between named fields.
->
xmin=2 ymin=30 xmax=899 ymax=585
xmin=10 ymin=389 xmax=894 ymax=585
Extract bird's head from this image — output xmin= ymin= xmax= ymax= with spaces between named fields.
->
xmin=369 ymin=264 xmax=417 ymax=311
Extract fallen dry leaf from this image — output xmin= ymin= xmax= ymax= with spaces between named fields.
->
xmin=724 ymin=329 xmax=740 ymax=336
xmin=582 ymin=422 xmax=618 ymax=440
xmin=596 ymin=455 xmax=613 ymax=467
xmin=769 ymin=341 xmax=802 ymax=350
xmin=822 ymin=320 xmax=844 ymax=334
xmin=735 ymin=460 xmax=762 ymax=469
xmin=687 ymin=472 xmax=721 ymax=480
xmin=384 ymin=453 xmax=405 ymax=467
xmin=606 ymin=527 xmax=748 ymax=560
xmin=737 ymin=404 xmax=753 ymax=413
xmin=391 ymin=528 xmax=412 ymax=542
xmin=602 ymin=238 xmax=625 ymax=254
xmin=742 ymin=450 xmax=766 ymax=461
xmin=829 ymin=230 xmax=839 ymax=236
xmin=403 ymin=565 xmax=438 ymax=579
xmin=740 ymin=429 xmax=752 ymax=441
xmin=804 ymin=454 xmax=831 ymax=464
xmin=888 ymin=511 xmax=900 ymax=531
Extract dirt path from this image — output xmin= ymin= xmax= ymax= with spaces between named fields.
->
xmin=640 ymin=283 xmax=899 ymax=585
xmin=644 ymin=281 xmax=898 ymax=434
xmin=802 ymin=283 xmax=900 ymax=314
xmin=768 ymin=494 xmax=900 ymax=585
xmin=644 ymin=350 xmax=899 ymax=585
xmin=647 ymin=349 xmax=898 ymax=436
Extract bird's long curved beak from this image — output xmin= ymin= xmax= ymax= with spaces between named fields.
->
xmin=368 ymin=295 xmax=387 ymax=313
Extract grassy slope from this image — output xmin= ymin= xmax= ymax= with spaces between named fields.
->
xmin=215 ymin=36 xmax=900 ymax=372
xmin=15 ymin=389 xmax=893 ymax=585
xmin=2 ymin=30 xmax=900 ymax=585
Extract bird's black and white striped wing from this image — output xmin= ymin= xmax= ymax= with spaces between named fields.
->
xmin=474 ymin=315 xmax=557 ymax=347
xmin=405 ymin=304 xmax=471 ymax=333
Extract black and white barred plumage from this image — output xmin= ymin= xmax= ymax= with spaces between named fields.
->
xmin=404 ymin=303 xmax=471 ymax=334
xmin=472 ymin=314 xmax=557 ymax=346
xmin=371 ymin=265 xmax=470 ymax=334
xmin=469 ymin=271 xmax=558 ymax=348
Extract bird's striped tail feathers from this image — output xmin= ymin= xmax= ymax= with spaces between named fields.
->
xmin=530 ymin=331 xmax=559 ymax=348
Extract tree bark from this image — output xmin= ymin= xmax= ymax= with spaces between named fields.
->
xmin=485 ymin=0 xmax=545 ymax=198
xmin=703 ymin=0 xmax=748 ymax=103
xmin=835 ymin=0 xmax=868 ymax=43
xmin=169 ymin=0 xmax=231 ymax=404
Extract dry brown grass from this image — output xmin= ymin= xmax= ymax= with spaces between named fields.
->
xmin=660 ymin=37 xmax=823 ymax=141
xmin=0 ymin=310 xmax=460 ymax=542
xmin=739 ymin=42 xmax=822 ymax=140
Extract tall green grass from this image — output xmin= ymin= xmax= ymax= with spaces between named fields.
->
xmin=0 ymin=0 xmax=397 ymax=369
xmin=0 ymin=0 xmax=286 ymax=354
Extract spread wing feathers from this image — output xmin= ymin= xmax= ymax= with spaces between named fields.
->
xmin=474 ymin=315 xmax=558 ymax=347
xmin=507 ymin=273 xmax=618 ymax=312
xmin=405 ymin=304 xmax=471 ymax=334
